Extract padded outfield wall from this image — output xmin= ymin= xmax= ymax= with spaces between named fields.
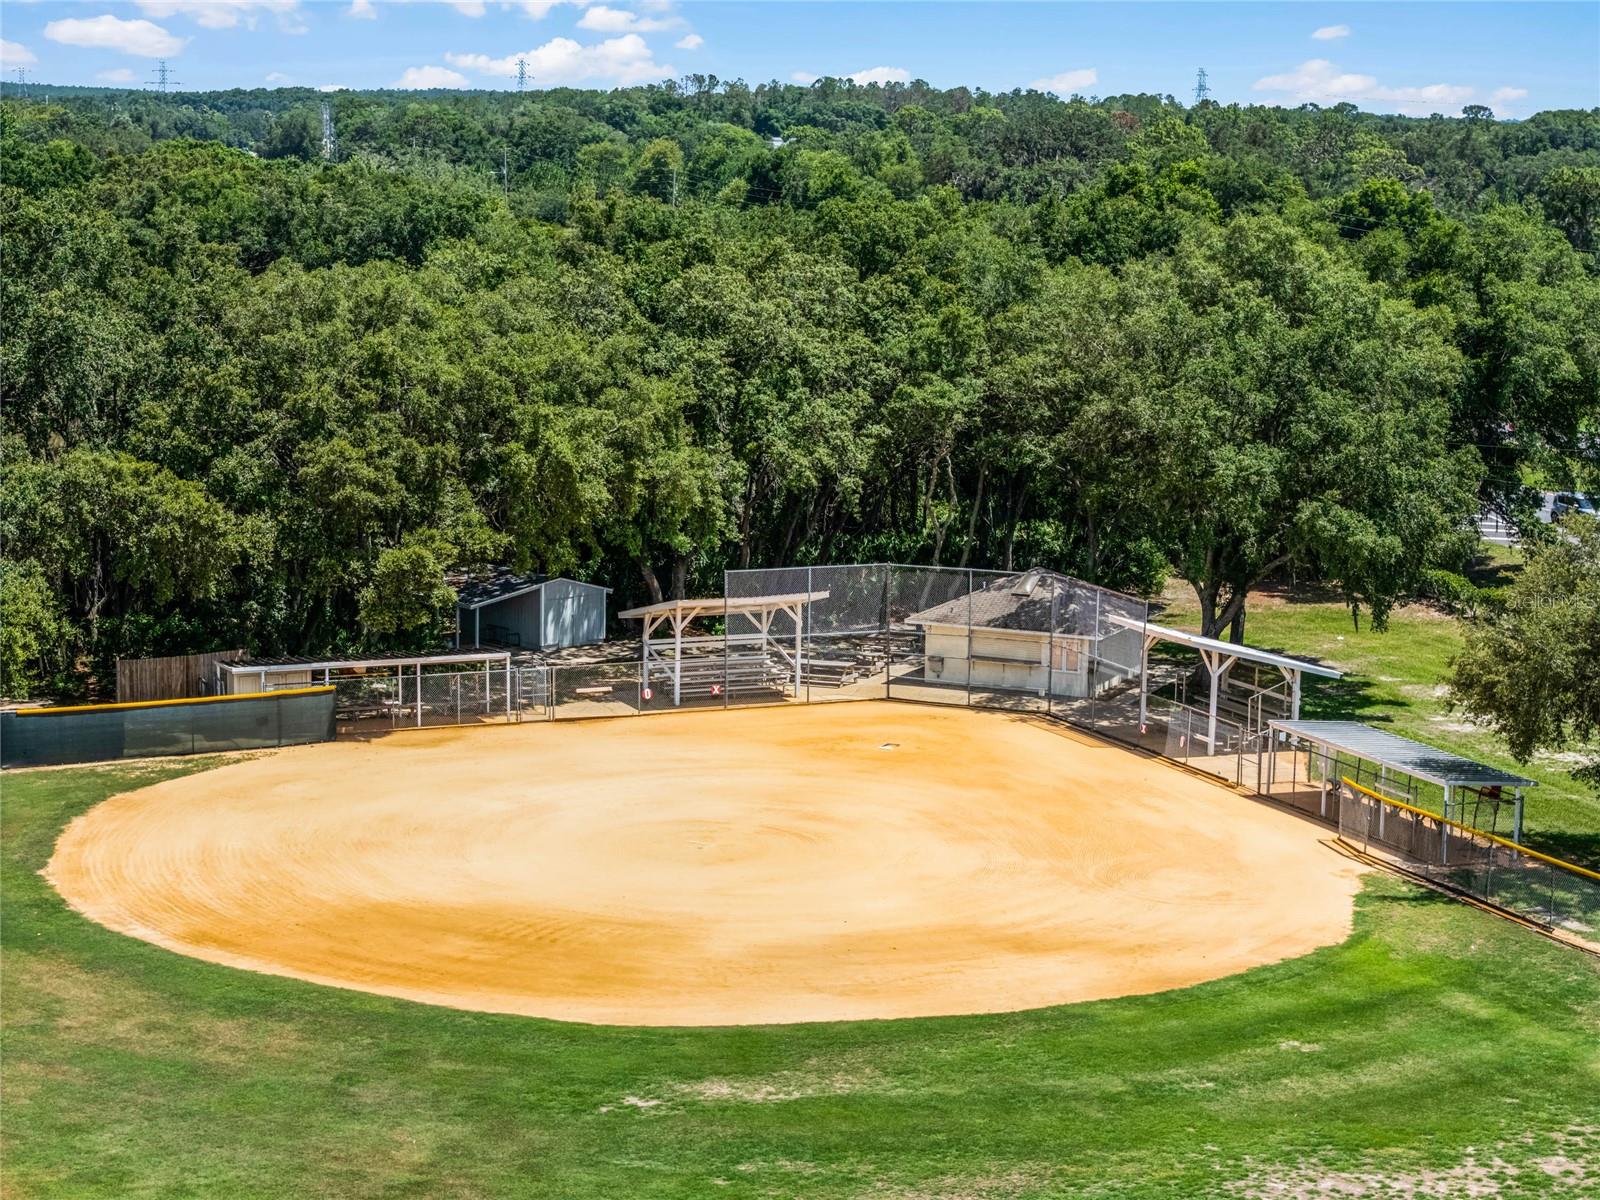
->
xmin=1 ymin=688 xmax=337 ymax=768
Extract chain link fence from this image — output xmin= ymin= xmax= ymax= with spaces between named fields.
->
xmin=331 ymin=666 xmax=531 ymax=734
xmin=1338 ymin=777 xmax=1600 ymax=948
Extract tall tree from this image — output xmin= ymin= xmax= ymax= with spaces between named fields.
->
xmin=1449 ymin=517 xmax=1600 ymax=786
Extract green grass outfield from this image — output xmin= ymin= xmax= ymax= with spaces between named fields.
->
xmin=5 ymin=758 xmax=1599 ymax=1198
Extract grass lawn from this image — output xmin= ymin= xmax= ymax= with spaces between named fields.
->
xmin=1154 ymin=568 xmax=1600 ymax=869
xmin=4 ymin=758 xmax=1600 ymax=1198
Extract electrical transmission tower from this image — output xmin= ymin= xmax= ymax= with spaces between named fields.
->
xmin=321 ymin=102 xmax=337 ymax=161
xmin=147 ymin=60 xmax=181 ymax=92
xmin=1194 ymin=67 xmax=1210 ymax=106
xmin=11 ymin=68 xmax=27 ymax=99
xmin=512 ymin=57 xmax=530 ymax=92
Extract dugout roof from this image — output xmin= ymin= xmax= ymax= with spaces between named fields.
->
xmin=1269 ymin=720 xmax=1536 ymax=789
xmin=226 ymin=650 xmax=512 ymax=673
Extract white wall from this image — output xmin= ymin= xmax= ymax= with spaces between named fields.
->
xmin=921 ymin=625 xmax=1097 ymax=697
xmin=225 ymin=669 xmax=313 ymax=695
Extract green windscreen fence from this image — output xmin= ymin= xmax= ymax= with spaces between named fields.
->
xmin=1 ymin=688 xmax=337 ymax=768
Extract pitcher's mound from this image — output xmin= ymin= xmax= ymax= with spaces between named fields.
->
xmin=47 ymin=704 xmax=1361 ymax=1025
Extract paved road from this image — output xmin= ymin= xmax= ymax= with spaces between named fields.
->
xmin=1478 ymin=491 xmax=1561 ymax=547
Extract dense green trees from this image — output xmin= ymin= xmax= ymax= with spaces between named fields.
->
xmin=1449 ymin=517 xmax=1600 ymax=781
xmin=1 ymin=83 xmax=1597 ymax=695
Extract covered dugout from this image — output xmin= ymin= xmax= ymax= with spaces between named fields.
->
xmin=1265 ymin=719 xmax=1536 ymax=841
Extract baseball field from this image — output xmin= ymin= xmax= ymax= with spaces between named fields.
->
xmin=6 ymin=702 xmax=1600 ymax=1197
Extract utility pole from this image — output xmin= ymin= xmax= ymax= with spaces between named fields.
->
xmin=501 ymin=146 xmax=509 ymax=196
xmin=670 ymin=165 xmax=678 ymax=207
xmin=512 ymin=57 xmax=530 ymax=92
xmin=147 ymin=60 xmax=181 ymax=92
xmin=1193 ymin=67 xmax=1210 ymax=106
xmin=321 ymin=101 xmax=337 ymax=161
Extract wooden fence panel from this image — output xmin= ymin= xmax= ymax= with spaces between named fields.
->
xmin=116 ymin=651 xmax=245 ymax=703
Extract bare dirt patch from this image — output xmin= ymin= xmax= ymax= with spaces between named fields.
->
xmin=47 ymin=704 xmax=1362 ymax=1025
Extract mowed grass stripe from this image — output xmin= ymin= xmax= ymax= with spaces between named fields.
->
xmin=4 ymin=758 xmax=1599 ymax=1198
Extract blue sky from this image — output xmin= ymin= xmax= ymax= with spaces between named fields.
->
xmin=2 ymin=2 xmax=1596 ymax=118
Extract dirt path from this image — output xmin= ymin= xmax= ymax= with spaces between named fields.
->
xmin=47 ymin=704 xmax=1363 ymax=1025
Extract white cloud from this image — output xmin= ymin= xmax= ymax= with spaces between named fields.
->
xmin=0 ymin=39 xmax=37 ymax=67
xmin=441 ymin=0 xmax=487 ymax=15
xmin=97 ymin=67 xmax=138 ymax=82
xmin=675 ymin=33 xmax=702 ymax=50
xmin=1491 ymin=86 xmax=1528 ymax=103
xmin=136 ymin=2 xmax=302 ymax=32
xmin=847 ymin=65 xmax=909 ymax=86
xmin=317 ymin=83 xmax=347 ymax=91
xmin=1253 ymin=59 xmax=1474 ymax=116
xmin=349 ymin=0 xmax=376 ymax=17
xmin=508 ymin=1 xmax=563 ymax=15
xmin=576 ymin=5 xmax=680 ymax=34
xmin=265 ymin=70 xmax=291 ymax=82
xmin=45 ymin=15 xmax=188 ymax=58
xmin=791 ymin=68 xmax=913 ymax=86
xmin=394 ymin=64 xmax=471 ymax=88
xmin=447 ymin=33 xmax=672 ymax=86
xmin=1311 ymin=24 xmax=1350 ymax=41
xmin=1029 ymin=67 xmax=1097 ymax=94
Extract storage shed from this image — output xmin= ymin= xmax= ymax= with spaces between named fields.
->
xmin=454 ymin=569 xmax=610 ymax=651
xmin=906 ymin=568 xmax=1142 ymax=699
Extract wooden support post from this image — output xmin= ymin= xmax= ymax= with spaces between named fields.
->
xmin=1138 ymin=633 xmax=1156 ymax=727
xmin=793 ymin=603 xmax=803 ymax=697
xmin=673 ymin=607 xmax=684 ymax=706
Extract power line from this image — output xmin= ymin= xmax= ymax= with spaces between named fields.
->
xmin=321 ymin=101 xmax=337 ymax=161
xmin=147 ymin=59 xmax=181 ymax=92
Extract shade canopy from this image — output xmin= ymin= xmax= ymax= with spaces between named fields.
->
xmin=617 ymin=591 xmax=830 ymax=621
xmin=1115 ymin=617 xmax=1344 ymax=680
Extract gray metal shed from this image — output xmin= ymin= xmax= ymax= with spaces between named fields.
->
xmin=454 ymin=570 xmax=610 ymax=651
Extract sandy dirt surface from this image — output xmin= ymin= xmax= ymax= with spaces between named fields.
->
xmin=47 ymin=703 xmax=1363 ymax=1025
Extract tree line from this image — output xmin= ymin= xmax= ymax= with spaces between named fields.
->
xmin=1 ymin=81 xmax=1596 ymax=697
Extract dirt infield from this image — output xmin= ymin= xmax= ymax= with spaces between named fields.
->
xmin=47 ymin=704 xmax=1363 ymax=1025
